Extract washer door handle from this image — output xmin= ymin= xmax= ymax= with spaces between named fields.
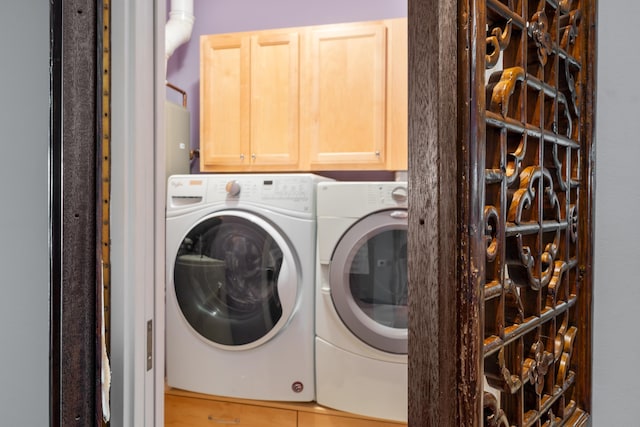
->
xmin=276 ymin=258 xmax=296 ymax=315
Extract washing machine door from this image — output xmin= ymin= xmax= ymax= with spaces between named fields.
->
xmin=172 ymin=211 xmax=298 ymax=349
xmin=329 ymin=209 xmax=408 ymax=354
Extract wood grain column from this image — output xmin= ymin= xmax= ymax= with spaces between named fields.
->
xmin=50 ymin=1 xmax=101 ymax=425
xmin=408 ymin=0 xmax=459 ymax=425
xmin=408 ymin=0 xmax=485 ymax=425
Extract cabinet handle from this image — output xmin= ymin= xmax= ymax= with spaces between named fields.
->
xmin=375 ymin=150 xmax=380 ymax=157
xmin=239 ymin=154 xmax=245 ymax=160
xmin=251 ymin=153 xmax=256 ymax=160
xmin=207 ymin=415 xmax=241 ymax=424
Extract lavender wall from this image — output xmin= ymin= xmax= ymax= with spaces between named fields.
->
xmin=165 ymin=0 xmax=408 ymax=172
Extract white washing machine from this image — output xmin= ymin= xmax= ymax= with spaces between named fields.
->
xmin=315 ymin=181 xmax=408 ymax=422
xmin=166 ymin=173 xmax=330 ymax=401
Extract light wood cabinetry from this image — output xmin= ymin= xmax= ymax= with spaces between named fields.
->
xmin=301 ymin=22 xmax=386 ymax=170
xmin=382 ymin=18 xmax=408 ymax=172
xmin=301 ymin=19 xmax=407 ymax=171
xmin=200 ymin=30 xmax=301 ymax=171
xmin=199 ymin=18 xmax=407 ymax=173
xmin=165 ymin=387 xmax=406 ymax=427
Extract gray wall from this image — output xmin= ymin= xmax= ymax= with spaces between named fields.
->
xmin=0 ymin=1 xmax=50 ymax=425
xmin=592 ymin=1 xmax=640 ymax=424
xmin=165 ymin=0 xmax=408 ymax=172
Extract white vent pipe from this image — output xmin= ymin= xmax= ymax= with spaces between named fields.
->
xmin=165 ymin=0 xmax=195 ymax=70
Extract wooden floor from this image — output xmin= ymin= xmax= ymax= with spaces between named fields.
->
xmin=165 ymin=386 xmax=407 ymax=426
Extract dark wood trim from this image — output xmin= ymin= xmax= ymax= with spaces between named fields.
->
xmin=50 ymin=1 xmax=63 ymax=423
xmin=575 ymin=0 xmax=598 ymax=416
xmin=96 ymin=0 xmax=108 ymax=423
xmin=50 ymin=1 xmax=100 ymax=425
xmin=456 ymin=0 xmax=486 ymax=424
xmin=407 ymin=0 xmax=460 ymax=425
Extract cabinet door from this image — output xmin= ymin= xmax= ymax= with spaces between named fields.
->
xmin=249 ymin=31 xmax=300 ymax=169
xmin=200 ymin=34 xmax=251 ymax=170
xmin=298 ymin=412 xmax=406 ymax=427
xmin=200 ymin=31 xmax=300 ymax=172
xmin=302 ymin=22 xmax=387 ymax=170
xmin=165 ymin=395 xmax=297 ymax=427
xmin=385 ymin=18 xmax=408 ymax=171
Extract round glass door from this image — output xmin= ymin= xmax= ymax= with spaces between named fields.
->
xmin=173 ymin=211 xmax=297 ymax=349
xmin=329 ymin=210 xmax=408 ymax=354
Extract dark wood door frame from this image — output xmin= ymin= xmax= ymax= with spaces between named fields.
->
xmin=50 ymin=0 xmax=103 ymax=425
xmin=407 ymin=0 xmax=465 ymax=424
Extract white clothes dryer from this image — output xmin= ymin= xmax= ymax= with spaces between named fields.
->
xmin=166 ymin=173 xmax=330 ymax=401
xmin=315 ymin=181 xmax=408 ymax=422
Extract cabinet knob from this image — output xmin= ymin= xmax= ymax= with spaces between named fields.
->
xmin=239 ymin=154 xmax=245 ymax=160
xmin=375 ymin=150 xmax=380 ymax=157
xmin=251 ymin=153 xmax=256 ymax=160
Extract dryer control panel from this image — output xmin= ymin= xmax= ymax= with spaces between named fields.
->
xmin=317 ymin=181 xmax=408 ymax=218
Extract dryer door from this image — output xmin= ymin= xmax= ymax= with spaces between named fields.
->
xmin=172 ymin=210 xmax=298 ymax=349
xmin=329 ymin=209 xmax=408 ymax=354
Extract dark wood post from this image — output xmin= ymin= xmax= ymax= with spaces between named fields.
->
xmin=50 ymin=1 xmax=101 ymax=425
xmin=408 ymin=0 xmax=484 ymax=425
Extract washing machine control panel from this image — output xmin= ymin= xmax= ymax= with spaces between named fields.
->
xmin=218 ymin=178 xmax=308 ymax=201
xmin=167 ymin=174 xmax=328 ymax=215
xmin=211 ymin=174 xmax=328 ymax=215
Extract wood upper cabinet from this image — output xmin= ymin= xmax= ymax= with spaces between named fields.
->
xmin=301 ymin=22 xmax=386 ymax=170
xmin=199 ymin=18 xmax=407 ymax=172
xmin=384 ymin=18 xmax=408 ymax=172
xmin=200 ymin=30 xmax=300 ymax=172
xmin=301 ymin=19 xmax=407 ymax=171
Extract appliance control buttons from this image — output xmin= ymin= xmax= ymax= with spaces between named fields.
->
xmin=225 ymin=180 xmax=241 ymax=196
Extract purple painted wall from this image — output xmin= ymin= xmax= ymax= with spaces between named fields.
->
xmin=165 ymin=0 xmax=407 ymax=173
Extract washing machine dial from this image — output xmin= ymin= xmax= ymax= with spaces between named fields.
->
xmin=225 ymin=180 xmax=241 ymax=196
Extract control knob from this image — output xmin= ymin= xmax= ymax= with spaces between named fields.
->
xmin=225 ymin=180 xmax=241 ymax=196
xmin=391 ymin=186 xmax=408 ymax=202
